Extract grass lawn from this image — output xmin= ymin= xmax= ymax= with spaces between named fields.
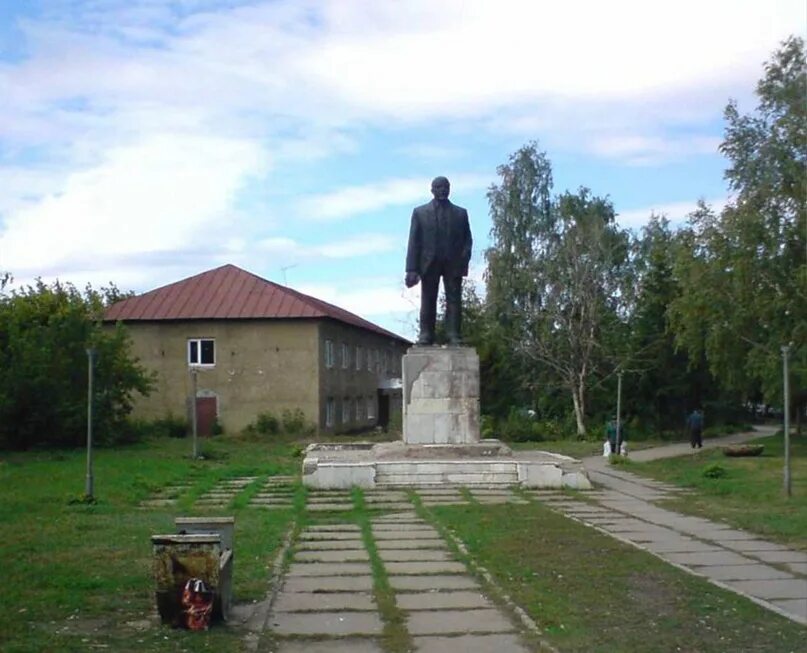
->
xmin=426 ymin=500 xmax=806 ymax=653
xmin=623 ymin=434 xmax=807 ymax=550
xmin=0 ymin=433 xmax=303 ymax=653
xmin=511 ymin=438 xmax=671 ymax=458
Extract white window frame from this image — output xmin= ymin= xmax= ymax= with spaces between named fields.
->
xmin=325 ymin=397 xmax=335 ymax=427
xmin=325 ymin=339 xmax=334 ymax=369
xmin=366 ymin=396 xmax=375 ymax=420
xmin=188 ymin=338 xmax=215 ymax=367
xmin=355 ymin=345 xmax=362 ymax=371
xmin=354 ymin=397 xmax=361 ymax=421
xmin=341 ymin=398 xmax=350 ymax=423
xmin=367 ymin=347 xmax=372 ymax=371
xmin=341 ymin=343 xmax=349 ymax=369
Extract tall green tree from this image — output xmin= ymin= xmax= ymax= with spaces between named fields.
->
xmin=485 ymin=143 xmax=634 ymax=436
xmin=0 ymin=280 xmax=154 ymax=449
xmin=669 ymin=36 xmax=806 ymax=412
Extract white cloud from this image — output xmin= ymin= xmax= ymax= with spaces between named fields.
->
xmin=616 ymin=197 xmax=728 ymax=230
xmin=588 ymin=135 xmax=722 ymax=166
xmin=257 ymin=233 xmax=396 ymax=259
xmin=296 ymin=173 xmax=492 ymax=221
xmin=0 ymin=133 xmax=267 ymax=275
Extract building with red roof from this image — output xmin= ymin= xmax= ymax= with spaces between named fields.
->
xmin=104 ymin=264 xmax=410 ymax=434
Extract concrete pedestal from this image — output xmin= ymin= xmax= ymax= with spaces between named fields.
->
xmin=403 ymin=346 xmax=479 ymax=445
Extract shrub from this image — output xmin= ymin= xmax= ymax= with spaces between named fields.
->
xmin=702 ymin=463 xmax=727 ymax=479
xmin=281 ymin=409 xmax=314 ymax=436
xmin=255 ymin=412 xmax=280 ymax=435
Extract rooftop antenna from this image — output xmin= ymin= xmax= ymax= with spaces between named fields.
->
xmin=280 ymin=264 xmax=297 ymax=286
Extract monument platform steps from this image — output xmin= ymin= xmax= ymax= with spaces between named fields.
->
xmin=376 ymin=461 xmax=519 ymax=486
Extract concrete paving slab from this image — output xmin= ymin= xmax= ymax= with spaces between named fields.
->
xmin=406 ymin=608 xmax=514 ymax=635
xmin=283 ymin=575 xmax=374 ymax=592
xmin=270 ymin=611 xmax=383 ymax=636
xmin=748 ymin=550 xmax=807 ymax=565
xmin=308 ymin=503 xmax=354 ymax=511
xmin=373 ymin=529 xmax=441 ymax=540
xmin=720 ymin=540 xmax=792 ymax=553
xmin=413 ymin=488 xmax=464 ymax=495
xmin=287 ymin=562 xmax=371 ymax=577
xmin=785 ymin=562 xmax=807 ymax=575
xmin=277 ymin=639 xmax=383 ymax=653
xmin=474 ymin=497 xmax=512 ymax=504
xmin=420 ymin=500 xmax=469 ymax=506
xmin=376 ymin=549 xmax=452 ymax=562
xmin=295 ymin=549 xmax=370 ymax=562
xmin=306 ymin=524 xmax=361 ymax=532
xmin=298 ymin=539 xmax=365 ymax=550
xmin=397 ymin=590 xmax=492 ymax=610
xmin=692 ymin=564 xmax=795 ymax=581
xmin=374 ymin=511 xmax=419 ymax=520
xmin=641 ymin=540 xmax=722 ymax=554
xmin=376 ymin=539 xmax=447 ymax=550
xmin=300 ymin=531 xmax=364 ymax=541
xmin=365 ymin=502 xmax=414 ymax=510
xmin=373 ymin=523 xmax=436 ymax=532
xmin=680 ymin=528 xmax=755 ymax=541
xmin=412 ymin=634 xmax=529 ymax=653
xmin=384 ymin=561 xmax=466 ymax=575
xmin=722 ymin=578 xmax=807 ymax=600
xmin=389 ymin=575 xmax=480 ymax=591
xmin=769 ymin=599 xmax=807 ymax=622
xmin=273 ymin=591 xmax=376 ymax=612
xmin=664 ymin=551 xmax=752 ymax=566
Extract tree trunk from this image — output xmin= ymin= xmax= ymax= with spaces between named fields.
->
xmin=571 ymin=385 xmax=587 ymax=438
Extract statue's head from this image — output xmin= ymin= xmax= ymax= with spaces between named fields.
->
xmin=431 ymin=176 xmax=450 ymax=201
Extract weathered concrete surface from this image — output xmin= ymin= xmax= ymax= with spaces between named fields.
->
xmin=273 ymin=591 xmax=376 ymax=612
xmin=270 ymin=611 xmax=384 ymax=636
xmin=396 ymin=591 xmax=492 ymax=610
xmin=388 ymin=575 xmax=481 ymax=591
xmin=406 ymin=608 xmax=515 ymax=635
xmin=282 ymin=575 xmax=374 ymax=592
xmin=277 ymin=640 xmax=383 ymax=653
xmin=412 ymin=634 xmax=529 ymax=653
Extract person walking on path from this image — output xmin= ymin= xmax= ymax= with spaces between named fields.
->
xmin=687 ymin=409 xmax=704 ymax=448
xmin=606 ymin=417 xmax=624 ymax=456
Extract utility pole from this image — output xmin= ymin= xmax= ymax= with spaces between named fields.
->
xmin=782 ymin=344 xmax=791 ymax=497
xmin=616 ymin=369 xmax=623 ymax=455
xmin=190 ymin=367 xmax=199 ymax=459
xmin=85 ymin=348 xmax=97 ymax=498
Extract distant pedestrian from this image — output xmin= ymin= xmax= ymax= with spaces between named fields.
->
xmin=687 ymin=409 xmax=704 ymax=448
xmin=606 ymin=417 xmax=624 ymax=456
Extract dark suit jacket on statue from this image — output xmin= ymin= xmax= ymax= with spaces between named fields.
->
xmin=406 ymin=199 xmax=472 ymax=344
xmin=406 ymin=199 xmax=472 ymax=278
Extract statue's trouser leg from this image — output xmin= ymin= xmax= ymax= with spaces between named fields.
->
xmin=444 ymin=275 xmax=462 ymax=341
xmin=419 ymin=269 xmax=440 ymax=343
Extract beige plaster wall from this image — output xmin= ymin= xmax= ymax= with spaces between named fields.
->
xmin=124 ymin=319 xmax=320 ymax=433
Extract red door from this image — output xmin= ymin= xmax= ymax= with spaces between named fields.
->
xmin=195 ymin=397 xmax=217 ymax=436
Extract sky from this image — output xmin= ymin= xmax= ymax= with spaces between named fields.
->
xmin=1 ymin=0 xmax=804 ymax=340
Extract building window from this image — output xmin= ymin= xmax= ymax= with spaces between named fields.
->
xmin=355 ymin=397 xmax=362 ymax=421
xmin=341 ymin=398 xmax=350 ymax=424
xmin=188 ymin=338 xmax=215 ymax=366
xmin=355 ymin=345 xmax=362 ymax=371
xmin=367 ymin=396 xmax=375 ymax=420
xmin=325 ymin=339 xmax=334 ymax=368
xmin=374 ymin=349 xmax=380 ymax=373
xmin=384 ymin=350 xmax=390 ymax=374
xmin=341 ymin=343 xmax=349 ymax=369
xmin=326 ymin=398 xmax=335 ymax=427
xmin=367 ymin=348 xmax=372 ymax=371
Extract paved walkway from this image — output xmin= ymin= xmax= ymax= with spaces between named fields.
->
xmin=572 ymin=427 xmax=807 ymax=626
xmin=232 ymin=427 xmax=804 ymax=651
xmin=253 ymin=488 xmax=537 ymax=652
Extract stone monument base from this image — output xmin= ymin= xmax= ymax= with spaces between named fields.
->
xmin=301 ymin=439 xmax=591 ymax=490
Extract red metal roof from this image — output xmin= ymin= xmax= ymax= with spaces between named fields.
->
xmin=104 ymin=264 xmax=409 ymax=342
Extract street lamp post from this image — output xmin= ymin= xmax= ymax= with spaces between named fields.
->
xmin=782 ymin=345 xmax=791 ymax=497
xmin=190 ymin=367 xmax=199 ymax=459
xmin=85 ymin=348 xmax=97 ymax=498
xmin=616 ymin=369 xmax=623 ymax=455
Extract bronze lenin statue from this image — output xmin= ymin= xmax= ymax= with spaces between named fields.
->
xmin=405 ymin=176 xmax=472 ymax=346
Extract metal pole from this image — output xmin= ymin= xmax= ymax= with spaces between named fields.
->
xmin=782 ymin=345 xmax=791 ymax=497
xmin=616 ymin=370 xmax=623 ymax=455
xmin=85 ymin=348 xmax=96 ymax=498
xmin=190 ymin=367 xmax=199 ymax=459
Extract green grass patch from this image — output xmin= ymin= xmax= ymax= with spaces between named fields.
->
xmin=512 ymin=438 xmax=673 ymax=458
xmin=429 ymin=501 xmax=806 ymax=653
xmin=0 ymin=433 xmax=302 ymax=652
xmin=626 ymin=435 xmax=807 ymax=549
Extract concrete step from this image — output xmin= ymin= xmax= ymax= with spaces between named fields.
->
xmin=376 ymin=461 xmax=519 ymax=486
